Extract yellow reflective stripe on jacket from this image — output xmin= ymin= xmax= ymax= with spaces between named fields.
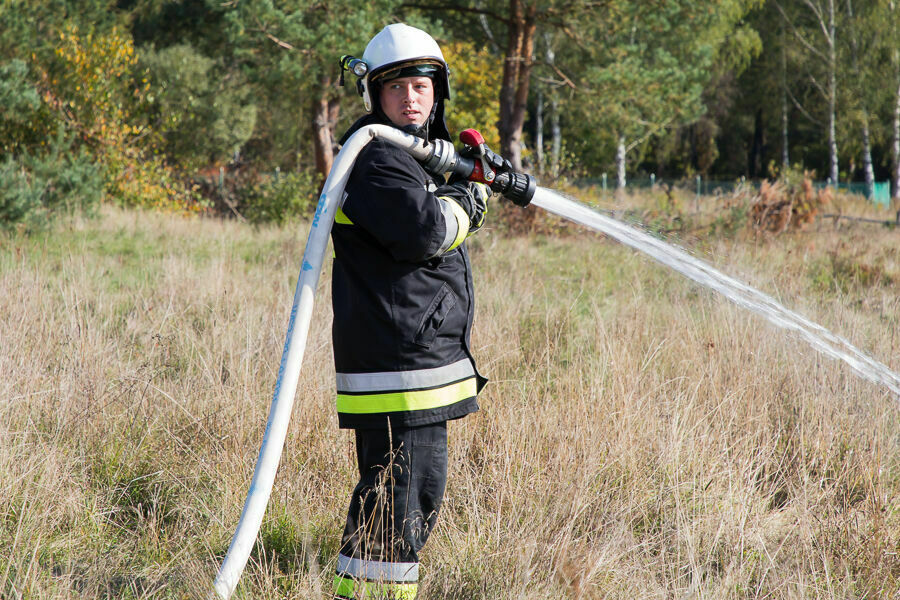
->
xmin=438 ymin=196 xmax=470 ymax=251
xmin=333 ymin=575 xmax=417 ymax=600
xmin=337 ymin=377 xmax=477 ymax=414
xmin=335 ymin=207 xmax=354 ymax=225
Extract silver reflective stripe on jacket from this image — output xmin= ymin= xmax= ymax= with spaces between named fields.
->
xmin=336 ymin=358 xmax=474 ymax=393
xmin=432 ymin=197 xmax=459 ymax=256
xmin=336 ymin=553 xmax=419 ymax=582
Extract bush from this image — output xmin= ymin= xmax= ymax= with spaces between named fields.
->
xmin=47 ymin=25 xmax=203 ymax=212
xmin=139 ymin=43 xmax=257 ymax=170
xmin=0 ymin=59 xmax=49 ymax=154
xmin=239 ymin=170 xmax=318 ymax=225
xmin=750 ymin=168 xmax=829 ymax=234
xmin=193 ymin=168 xmax=317 ymax=224
xmin=0 ymin=141 xmax=104 ymax=232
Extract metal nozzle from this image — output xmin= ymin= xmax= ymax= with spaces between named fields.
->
xmin=492 ymin=171 xmax=536 ymax=207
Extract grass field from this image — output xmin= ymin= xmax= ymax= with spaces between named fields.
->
xmin=1 ymin=193 xmax=898 ymax=599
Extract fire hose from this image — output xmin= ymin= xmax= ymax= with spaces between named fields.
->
xmin=211 ymin=124 xmax=534 ymax=599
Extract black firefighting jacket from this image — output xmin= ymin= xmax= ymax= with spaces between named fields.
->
xmin=330 ymin=135 xmax=486 ymax=429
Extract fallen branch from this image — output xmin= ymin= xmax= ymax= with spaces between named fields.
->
xmin=821 ymin=212 xmax=900 ymax=227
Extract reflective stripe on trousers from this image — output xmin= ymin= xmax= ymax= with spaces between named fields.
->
xmin=332 ymin=574 xmax=417 ymax=599
xmin=333 ymin=554 xmax=419 ymax=599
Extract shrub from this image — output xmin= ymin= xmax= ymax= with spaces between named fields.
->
xmin=139 ymin=43 xmax=257 ymax=171
xmin=47 ymin=25 xmax=202 ymax=212
xmin=0 ymin=140 xmax=104 ymax=232
xmin=0 ymin=59 xmax=49 ymax=153
xmin=193 ymin=168 xmax=317 ymax=224
xmin=750 ymin=169 xmax=829 ymax=234
xmin=239 ymin=170 xmax=318 ymax=225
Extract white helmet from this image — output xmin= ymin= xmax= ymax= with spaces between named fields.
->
xmin=359 ymin=23 xmax=452 ymax=113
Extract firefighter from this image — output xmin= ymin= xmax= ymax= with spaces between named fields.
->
xmin=330 ymin=23 xmax=490 ymax=600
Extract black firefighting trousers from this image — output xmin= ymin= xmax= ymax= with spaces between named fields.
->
xmin=333 ymin=422 xmax=448 ymax=599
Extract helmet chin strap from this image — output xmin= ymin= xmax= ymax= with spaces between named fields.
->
xmin=399 ymin=97 xmax=439 ymax=143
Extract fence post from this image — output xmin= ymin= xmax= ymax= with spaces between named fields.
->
xmin=602 ymin=173 xmax=607 ymax=195
xmin=650 ymin=173 xmax=656 ymax=187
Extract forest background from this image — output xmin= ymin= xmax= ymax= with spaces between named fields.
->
xmin=4 ymin=0 xmax=900 ymax=229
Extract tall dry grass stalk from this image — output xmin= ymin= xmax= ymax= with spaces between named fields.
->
xmin=1 ymin=202 xmax=897 ymax=598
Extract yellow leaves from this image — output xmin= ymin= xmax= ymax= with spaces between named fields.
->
xmin=45 ymin=25 xmax=197 ymax=213
xmin=441 ymin=41 xmax=501 ymax=150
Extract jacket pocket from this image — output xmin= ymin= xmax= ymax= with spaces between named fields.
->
xmin=414 ymin=283 xmax=457 ymax=348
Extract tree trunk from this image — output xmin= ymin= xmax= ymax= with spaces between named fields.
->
xmin=749 ymin=108 xmax=765 ymax=178
xmin=828 ymin=0 xmax=839 ymax=184
xmin=535 ymin=88 xmax=544 ymax=174
xmin=311 ymin=76 xmax=339 ymax=184
xmin=846 ymin=0 xmax=873 ymax=197
xmin=616 ymin=136 xmax=626 ymax=190
xmin=781 ymin=26 xmax=790 ymax=169
xmin=894 ymin=79 xmax=900 ymax=200
xmin=551 ymin=97 xmax=561 ymax=178
xmin=498 ymin=0 xmax=536 ymax=171
xmin=861 ymin=115 xmax=874 ymax=198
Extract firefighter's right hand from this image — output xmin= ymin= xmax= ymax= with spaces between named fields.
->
xmin=436 ymin=181 xmax=490 ymax=235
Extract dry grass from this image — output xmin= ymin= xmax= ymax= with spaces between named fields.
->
xmin=1 ymin=199 xmax=898 ymax=599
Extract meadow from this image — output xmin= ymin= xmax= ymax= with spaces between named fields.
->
xmin=1 ymin=190 xmax=898 ymax=599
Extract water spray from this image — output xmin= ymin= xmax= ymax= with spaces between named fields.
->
xmin=529 ymin=189 xmax=900 ymax=397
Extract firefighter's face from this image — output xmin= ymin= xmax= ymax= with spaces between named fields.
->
xmin=379 ymin=76 xmax=434 ymax=128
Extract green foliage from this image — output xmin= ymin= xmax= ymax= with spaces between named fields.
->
xmin=1 ymin=0 xmax=898 ymax=197
xmin=561 ymin=0 xmax=763 ymax=173
xmin=0 ymin=136 xmax=104 ymax=233
xmin=47 ymin=26 xmax=205 ymax=212
xmin=809 ymin=252 xmax=894 ymax=295
xmin=216 ymin=0 xmax=401 ymax=169
xmin=0 ymin=59 xmax=47 ymax=153
xmin=239 ymin=170 xmax=318 ymax=225
xmin=140 ymin=43 xmax=257 ymax=169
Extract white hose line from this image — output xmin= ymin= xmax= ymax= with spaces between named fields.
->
xmin=212 ymin=125 xmax=436 ymax=600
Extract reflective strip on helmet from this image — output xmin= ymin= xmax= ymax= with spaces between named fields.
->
xmin=337 ymin=554 xmax=419 ymax=582
xmin=333 ymin=575 xmax=418 ymax=600
xmin=336 ymin=358 xmax=474 ymax=393
xmin=337 ymin=377 xmax=477 ymax=414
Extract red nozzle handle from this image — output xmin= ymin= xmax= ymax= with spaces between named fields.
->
xmin=460 ymin=129 xmax=485 ymax=147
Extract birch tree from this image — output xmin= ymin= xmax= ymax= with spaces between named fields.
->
xmin=843 ymin=0 xmax=875 ymax=197
xmin=884 ymin=0 xmax=900 ymax=200
xmin=776 ymin=0 xmax=840 ymax=183
xmin=561 ymin=0 xmax=761 ymax=187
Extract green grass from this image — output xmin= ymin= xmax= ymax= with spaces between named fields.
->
xmin=1 ymin=199 xmax=899 ymax=598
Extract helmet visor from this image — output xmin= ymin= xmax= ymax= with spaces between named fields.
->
xmin=370 ymin=59 xmax=443 ymax=85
